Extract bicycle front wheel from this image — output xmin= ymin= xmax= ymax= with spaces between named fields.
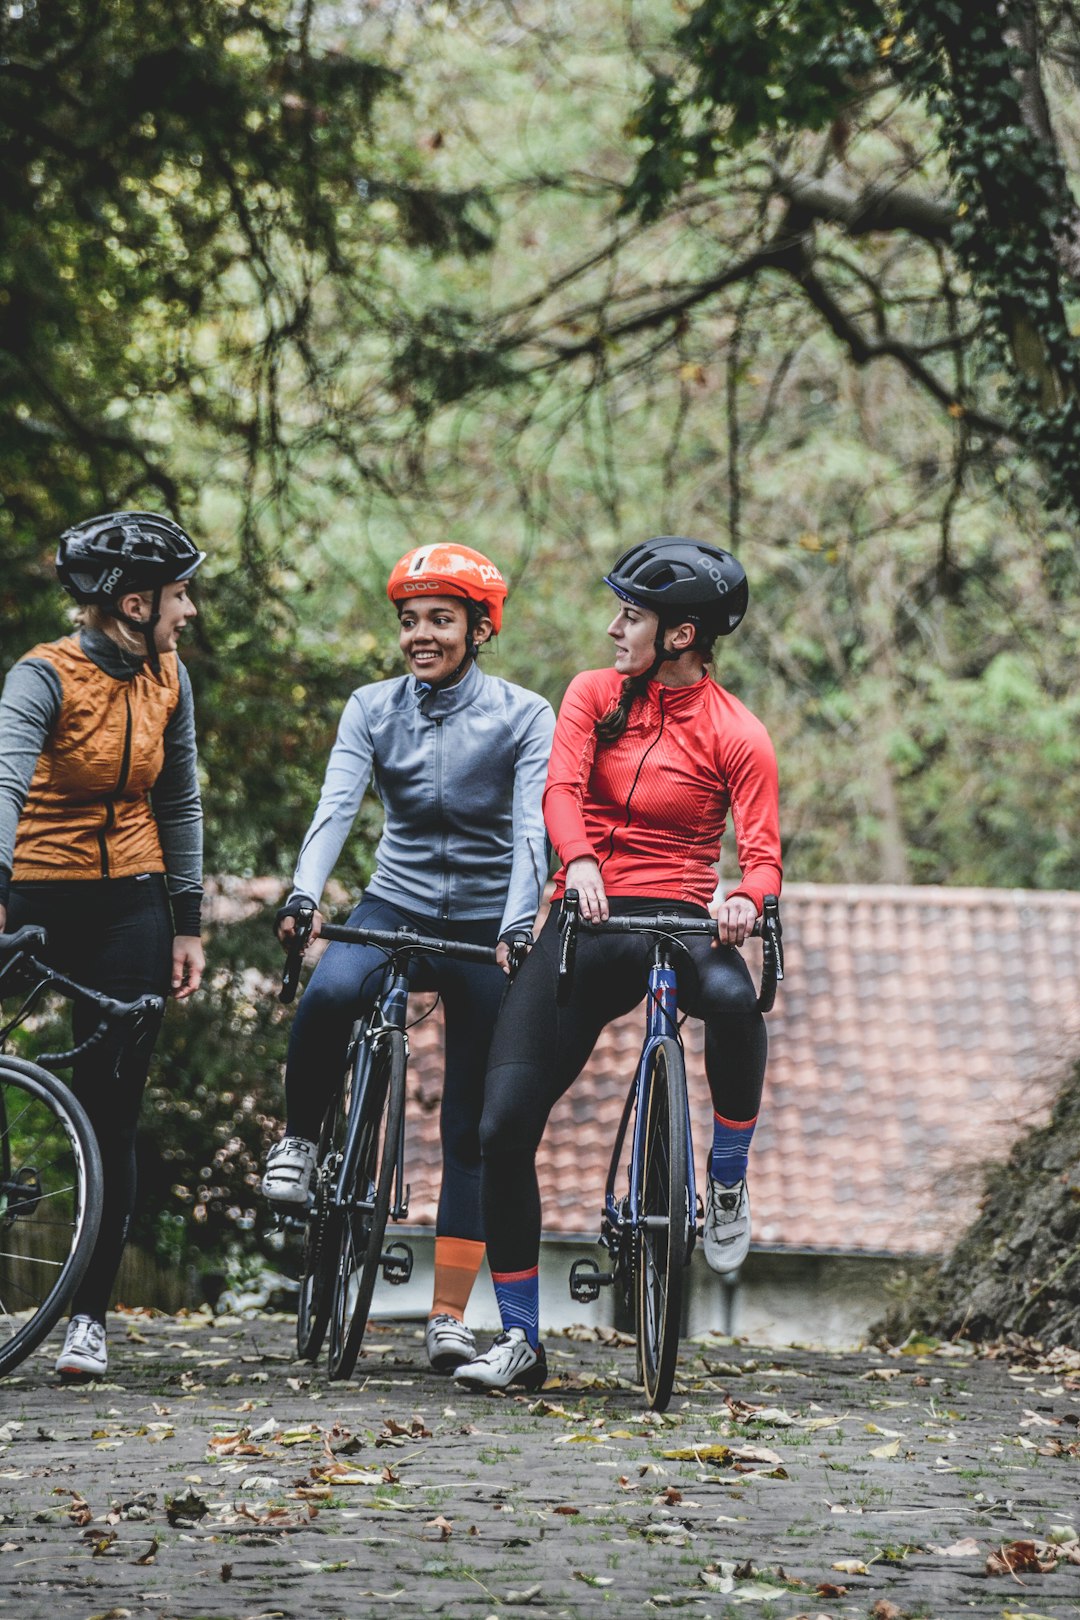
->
xmin=634 ymin=1037 xmax=691 ymax=1411
xmin=327 ymin=1028 xmax=406 ymax=1381
xmin=295 ymin=1057 xmax=350 ymax=1363
xmin=0 ymin=1056 xmax=103 ymax=1379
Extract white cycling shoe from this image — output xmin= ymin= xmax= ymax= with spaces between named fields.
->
xmin=703 ymin=1174 xmax=751 ymax=1273
xmin=425 ymin=1314 xmax=477 ymax=1373
xmin=261 ymin=1135 xmax=317 ymax=1205
xmin=55 ymin=1314 xmax=107 ymax=1379
xmin=454 ymin=1328 xmax=548 ymax=1392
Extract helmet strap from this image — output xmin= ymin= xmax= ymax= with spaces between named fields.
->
xmin=112 ymin=584 xmax=163 ymax=675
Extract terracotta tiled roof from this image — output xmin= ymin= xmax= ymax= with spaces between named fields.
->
xmin=398 ymin=884 xmax=1080 ymax=1258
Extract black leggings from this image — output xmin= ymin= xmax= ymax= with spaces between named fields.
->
xmin=480 ymin=898 xmax=766 ymax=1274
xmin=6 ymin=875 xmax=172 ymax=1322
xmin=284 ymin=895 xmax=506 ymax=1242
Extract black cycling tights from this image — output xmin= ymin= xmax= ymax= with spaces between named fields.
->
xmin=6 ymin=875 xmax=171 ymax=1323
xmin=480 ymin=898 xmax=767 ymax=1276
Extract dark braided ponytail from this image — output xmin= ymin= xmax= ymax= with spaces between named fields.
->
xmin=594 ymin=670 xmax=651 ymax=746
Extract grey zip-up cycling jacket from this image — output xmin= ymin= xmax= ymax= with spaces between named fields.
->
xmin=292 ymin=661 xmax=555 ymax=939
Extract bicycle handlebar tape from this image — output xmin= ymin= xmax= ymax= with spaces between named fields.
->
xmin=557 ymin=889 xmax=579 ymax=1007
xmin=279 ymin=900 xmax=316 ymax=1006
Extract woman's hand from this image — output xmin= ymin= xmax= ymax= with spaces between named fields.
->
xmin=172 ymin=935 xmax=205 ymax=999
xmin=710 ymin=894 xmax=758 ymax=947
xmin=565 ymin=857 xmax=609 ymax=923
xmin=277 ymin=905 xmax=323 ymax=945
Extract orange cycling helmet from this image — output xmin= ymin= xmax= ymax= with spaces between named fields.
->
xmin=387 ymin=543 xmax=508 ymax=634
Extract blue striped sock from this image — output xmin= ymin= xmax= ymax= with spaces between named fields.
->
xmin=710 ymin=1112 xmax=757 ymax=1186
xmin=491 ymin=1266 xmax=540 ymax=1349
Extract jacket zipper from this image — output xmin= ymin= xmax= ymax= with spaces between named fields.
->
xmin=433 ymin=716 xmax=449 ymax=917
xmin=97 ymin=688 xmax=133 ymax=878
xmin=600 ymin=687 xmax=667 ymax=876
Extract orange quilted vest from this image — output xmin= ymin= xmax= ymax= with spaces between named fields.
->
xmin=12 ymin=636 xmax=180 ymax=882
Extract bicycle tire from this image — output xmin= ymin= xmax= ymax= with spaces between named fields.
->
xmin=295 ymin=1051 xmax=352 ymax=1363
xmin=0 ymin=1055 xmax=103 ymax=1379
xmin=327 ymin=1028 xmax=406 ymax=1381
xmin=634 ymin=1037 xmax=690 ymax=1411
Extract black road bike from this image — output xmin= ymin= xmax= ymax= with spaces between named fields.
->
xmin=0 ymin=926 xmax=163 ymax=1377
xmin=560 ymin=892 xmax=783 ymax=1410
xmin=278 ymin=907 xmax=510 ymax=1381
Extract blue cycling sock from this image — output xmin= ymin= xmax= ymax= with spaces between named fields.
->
xmin=710 ymin=1112 xmax=757 ymax=1186
xmin=491 ymin=1266 xmax=540 ymax=1349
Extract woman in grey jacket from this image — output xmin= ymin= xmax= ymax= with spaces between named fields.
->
xmin=262 ymin=543 xmax=554 ymax=1372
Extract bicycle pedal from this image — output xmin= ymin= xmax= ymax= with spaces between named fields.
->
xmin=270 ymin=1210 xmax=309 ymax=1233
xmin=381 ymin=1241 xmax=413 ymax=1285
xmin=569 ymin=1257 xmax=613 ymax=1304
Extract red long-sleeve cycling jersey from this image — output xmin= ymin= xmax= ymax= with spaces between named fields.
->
xmin=543 ymin=668 xmax=782 ymax=914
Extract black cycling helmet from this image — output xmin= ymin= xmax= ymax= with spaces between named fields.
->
xmin=604 ymin=536 xmax=748 ymax=639
xmin=56 ymin=511 xmax=205 ymax=605
xmin=56 ymin=511 xmax=205 ymax=673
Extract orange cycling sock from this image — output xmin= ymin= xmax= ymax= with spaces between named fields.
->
xmin=431 ymin=1236 xmax=486 ymax=1321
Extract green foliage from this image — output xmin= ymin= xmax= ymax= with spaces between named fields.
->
xmin=897 ymin=1 xmax=1080 ymax=512
xmin=625 ymin=0 xmax=887 ymax=218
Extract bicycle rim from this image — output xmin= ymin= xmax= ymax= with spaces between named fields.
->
xmin=327 ymin=1030 xmax=406 ymax=1381
xmin=295 ymin=1066 xmax=349 ymax=1363
xmin=0 ymin=1056 xmax=103 ymax=1379
xmin=634 ymin=1038 xmax=689 ymax=1411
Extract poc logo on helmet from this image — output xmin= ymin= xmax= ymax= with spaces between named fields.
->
xmin=700 ymin=557 xmax=730 ymax=594
xmin=102 ymin=566 xmax=125 ymax=594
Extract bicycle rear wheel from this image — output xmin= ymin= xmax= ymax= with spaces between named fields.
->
xmin=327 ymin=1028 xmax=406 ymax=1381
xmin=0 ymin=1056 xmax=103 ymax=1378
xmin=295 ymin=1050 xmax=352 ymax=1362
xmin=634 ymin=1037 xmax=690 ymax=1411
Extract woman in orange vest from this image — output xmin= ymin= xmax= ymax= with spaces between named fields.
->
xmin=0 ymin=511 xmax=206 ymax=1379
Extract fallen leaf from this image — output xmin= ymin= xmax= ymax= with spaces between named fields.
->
xmin=831 ymin=1558 xmax=869 ymax=1575
xmin=929 ymin=1537 xmax=980 ymax=1557
xmin=504 ymin=1585 xmax=542 ymax=1605
xmin=427 ymin=1515 xmax=453 ymax=1540
xmin=868 ymin=1440 xmax=901 ymax=1459
xmin=987 ymin=1540 xmax=1058 ymax=1576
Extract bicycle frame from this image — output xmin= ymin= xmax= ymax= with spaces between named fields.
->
xmin=599 ymin=941 xmax=696 ymax=1268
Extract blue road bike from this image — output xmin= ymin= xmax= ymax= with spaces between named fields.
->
xmin=560 ymin=892 xmax=783 ymax=1410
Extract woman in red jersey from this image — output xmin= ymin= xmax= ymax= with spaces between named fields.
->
xmin=455 ymin=537 xmax=782 ymax=1392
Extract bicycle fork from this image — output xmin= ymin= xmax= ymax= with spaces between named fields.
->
xmin=335 ymin=981 xmax=413 ymax=1286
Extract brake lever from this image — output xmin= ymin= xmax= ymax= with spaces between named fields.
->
xmin=279 ymin=901 xmax=315 ymax=1005
xmin=556 ymin=889 xmax=579 ymax=1007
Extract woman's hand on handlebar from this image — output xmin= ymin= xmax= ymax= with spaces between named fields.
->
xmin=172 ymin=935 xmax=205 ymax=1000
xmin=565 ymin=858 xmax=609 ymax=923
xmin=276 ymin=902 xmax=323 ymax=946
xmin=710 ymin=893 xmax=758 ymax=947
